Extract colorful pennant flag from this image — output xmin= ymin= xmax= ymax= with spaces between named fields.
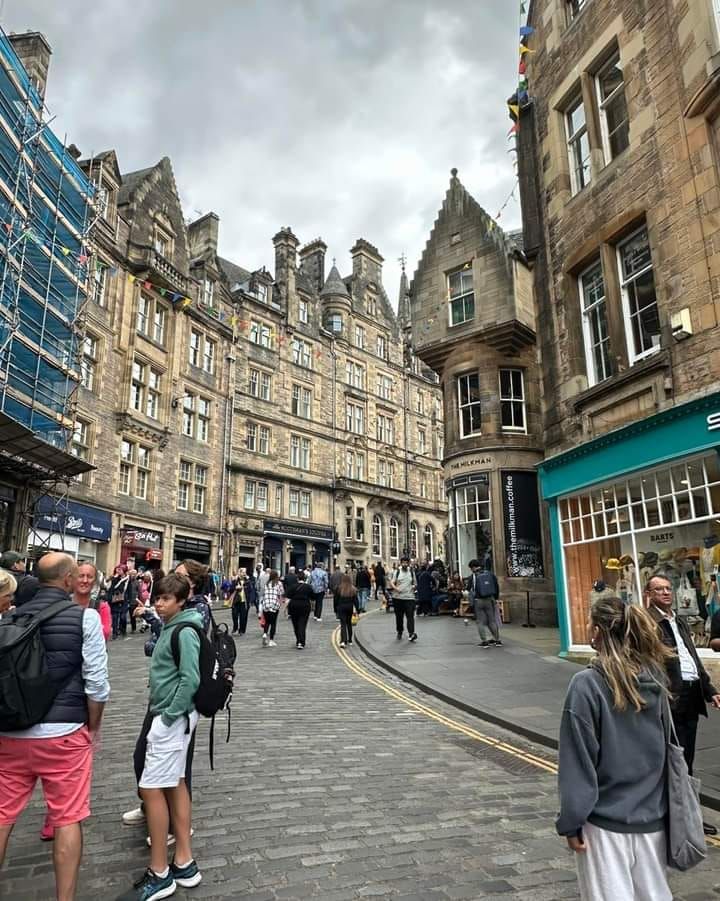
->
xmin=519 ymin=44 xmax=534 ymax=55
xmin=519 ymin=25 xmax=534 ymax=36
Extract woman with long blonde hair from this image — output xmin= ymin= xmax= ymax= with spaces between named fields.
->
xmin=557 ymin=596 xmax=675 ymax=900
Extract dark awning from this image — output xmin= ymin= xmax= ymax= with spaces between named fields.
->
xmin=0 ymin=412 xmax=93 ymax=481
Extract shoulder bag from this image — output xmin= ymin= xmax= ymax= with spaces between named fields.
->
xmin=662 ymin=696 xmax=706 ymax=871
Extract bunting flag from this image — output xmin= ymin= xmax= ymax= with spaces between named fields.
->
xmin=507 ymin=123 xmax=519 ymax=136
xmin=508 ymin=103 xmax=519 ymax=120
xmin=519 ymin=44 xmax=534 ymax=55
xmin=519 ymin=25 xmax=534 ymax=36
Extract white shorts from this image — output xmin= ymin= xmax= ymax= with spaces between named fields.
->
xmin=139 ymin=712 xmax=199 ymax=790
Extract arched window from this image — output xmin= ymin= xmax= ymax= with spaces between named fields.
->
xmin=409 ymin=521 xmax=419 ymax=559
xmin=424 ymin=524 xmax=434 ymax=561
xmin=372 ymin=514 xmax=382 ymax=557
xmin=389 ymin=517 xmax=400 ymax=559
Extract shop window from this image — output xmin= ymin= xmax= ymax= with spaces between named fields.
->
xmin=596 ymin=52 xmax=629 ymax=161
xmin=579 ymin=260 xmax=612 ymax=385
xmin=409 ymin=521 xmax=419 ymax=559
xmin=565 ymin=94 xmax=591 ymax=195
xmin=559 ymin=454 xmax=720 ymax=648
xmin=448 ymin=266 xmax=474 ymax=326
xmin=618 ymin=227 xmax=660 ymax=363
xmin=389 ymin=518 xmax=400 ymax=559
xmin=448 ymin=478 xmax=493 ymax=574
xmin=499 ymin=369 xmax=526 ymax=432
xmin=457 ymin=372 xmax=482 ymax=437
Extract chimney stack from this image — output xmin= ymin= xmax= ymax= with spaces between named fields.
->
xmin=350 ymin=238 xmax=384 ymax=285
xmin=272 ymin=227 xmax=299 ymax=307
xmin=299 ymin=238 xmax=327 ymax=292
xmin=9 ymin=32 xmax=52 ymax=101
xmin=188 ymin=212 xmax=220 ymax=259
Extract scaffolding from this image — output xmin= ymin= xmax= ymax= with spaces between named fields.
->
xmin=0 ymin=29 xmax=96 ymax=550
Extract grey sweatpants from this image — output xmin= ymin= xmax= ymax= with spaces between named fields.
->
xmin=474 ymin=598 xmax=499 ymax=642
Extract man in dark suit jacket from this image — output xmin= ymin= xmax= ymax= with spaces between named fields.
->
xmin=647 ymin=573 xmax=720 ymax=835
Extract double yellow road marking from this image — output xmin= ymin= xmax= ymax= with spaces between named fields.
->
xmin=331 ymin=626 xmax=720 ymax=849
xmin=330 ymin=627 xmax=557 ymax=775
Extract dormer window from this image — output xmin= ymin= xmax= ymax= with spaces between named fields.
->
xmin=255 ymin=281 xmax=268 ymax=303
xmin=202 ymin=278 xmax=214 ymax=306
xmin=91 ymin=174 xmax=117 ymax=227
xmin=153 ymin=225 xmax=173 ymax=258
xmin=366 ymin=292 xmax=377 ymax=317
xmin=299 ymin=299 xmax=309 ymax=324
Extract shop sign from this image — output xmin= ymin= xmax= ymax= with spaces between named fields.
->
xmin=447 ymin=456 xmax=493 ymax=473
xmin=707 ymin=412 xmax=720 ymax=432
xmin=121 ymin=528 xmax=162 ymax=548
xmin=34 ymin=497 xmax=111 ymax=542
xmin=501 ymin=471 xmax=544 ymax=578
xmin=650 ymin=531 xmax=675 ymax=544
xmin=263 ymin=519 xmax=334 ymax=542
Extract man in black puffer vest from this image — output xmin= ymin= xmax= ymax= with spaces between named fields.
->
xmin=0 ymin=552 xmax=110 ymax=901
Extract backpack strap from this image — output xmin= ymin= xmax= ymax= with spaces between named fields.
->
xmin=13 ymin=598 xmax=75 ymax=628
xmin=170 ymin=621 xmax=203 ymax=669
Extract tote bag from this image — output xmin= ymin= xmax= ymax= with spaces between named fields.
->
xmin=676 ymin=574 xmax=698 ymax=616
xmin=662 ymin=698 xmax=706 ymax=871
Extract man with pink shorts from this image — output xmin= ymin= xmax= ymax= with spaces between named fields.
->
xmin=0 ymin=553 xmax=110 ymax=901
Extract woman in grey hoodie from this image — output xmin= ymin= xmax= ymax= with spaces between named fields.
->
xmin=557 ymin=595 xmax=675 ymax=900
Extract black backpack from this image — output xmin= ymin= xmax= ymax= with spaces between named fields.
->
xmin=0 ymin=599 xmax=76 ymax=730
xmin=475 ymin=571 xmax=497 ymax=598
xmin=171 ymin=613 xmax=236 ymax=769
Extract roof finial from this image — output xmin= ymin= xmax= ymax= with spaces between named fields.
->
xmin=332 ymin=256 xmax=336 ymax=267
xmin=398 ymin=252 xmax=406 ymax=273
xmin=451 ymin=167 xmax=458 ymax=178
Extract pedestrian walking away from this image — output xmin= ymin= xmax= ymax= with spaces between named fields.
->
xmin=416 ymin=564 xmax=434 ymax=617
xmin=646 ymin=573 xmax=720 ymax=836
xmin=557 ymin=595 xmax=675 ymax=901
xmin=286 ymin=571 xmax=313 ymax=649
xmin=0 ymin=552 xmax=109 ymax=901
xmin=116 ymin=573 xmax=202 ymax=900
xmin=108 ymin=564 xmax=131 ymax=639
xmin=468 ymin=559 xmax=502 ymax=647
xmin=389 ymin=556 xmax=417 ymax=641
xmin=334 ymin=573 xmax=360 ymax=647
xmin=309 ymin=561 xmax=328 ymax=622
xmin=260 ymin=570 xmax=284 ymax=647
xmin=355 ymin=564 xmax=372 ymax=613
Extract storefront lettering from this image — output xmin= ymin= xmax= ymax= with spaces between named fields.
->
xmin=650 ymin=532 xmax=675 ymax=543
xmin=448 ymin=457 xmax=492 ymax=471
xmin=121 ymin=529 xmax=162 ymax=547
xmin=708 ymin=412 xmax=720 ymax=432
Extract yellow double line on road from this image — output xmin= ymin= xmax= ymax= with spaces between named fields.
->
xmin=331 ymin=628 xmax=720 ymax=850
xmin=330 ymin=627 xmax=557 ymax=775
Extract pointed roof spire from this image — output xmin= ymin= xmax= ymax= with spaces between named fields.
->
xmin=320 ymin=263 xmax=350 ymax=297
xmin=398 ymin=253 xmax=410 ymax=328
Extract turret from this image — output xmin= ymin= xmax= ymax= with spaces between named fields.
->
xmin=320 ymin=262 xmax=351 ymax=335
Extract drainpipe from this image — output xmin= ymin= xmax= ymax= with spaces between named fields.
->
xmin=219 ymin=340 xmax=236 ymax=577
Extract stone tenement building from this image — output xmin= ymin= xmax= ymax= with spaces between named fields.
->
xmin=519 ymin=0 xmax=720 ymax=655
xmin=409 ymin=171 xmax=556 ymax=624
xmin=190 ymin=218 xmax=447 ymax=574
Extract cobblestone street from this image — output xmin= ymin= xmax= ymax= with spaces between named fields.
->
xmin=1 ymin=609 xmax=719 ymax=900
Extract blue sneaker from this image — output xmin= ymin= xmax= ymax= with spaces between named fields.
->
xmin=115 ymin=868 xmax=176 ymax=900
xmin=170 ymin=858 xmax=202 ymax=888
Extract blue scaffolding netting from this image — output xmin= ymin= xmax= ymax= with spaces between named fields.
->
xmin=0 ymin=28 xmax=95 ymax=450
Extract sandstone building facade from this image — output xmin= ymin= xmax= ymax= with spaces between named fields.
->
xmin=520 ymin=0 xmax=720 ymax=654
xmin=409 ymin=172 xmax=555 ymax=623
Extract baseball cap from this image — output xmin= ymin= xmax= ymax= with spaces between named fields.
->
xmin=0 ymin=551 xmax=25 ymax=569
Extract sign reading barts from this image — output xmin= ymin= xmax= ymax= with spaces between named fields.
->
xmin=501 ymin=471 xmax=544 ymax=578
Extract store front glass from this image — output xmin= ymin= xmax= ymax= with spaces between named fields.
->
xmin=447 ymin=473 xmax=493 ymax=575
xmin=559 ymin=453 xmax=720 ymax=649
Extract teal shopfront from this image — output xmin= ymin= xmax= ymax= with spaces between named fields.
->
xmin=538 ymin=392 xmax=720 ymax=657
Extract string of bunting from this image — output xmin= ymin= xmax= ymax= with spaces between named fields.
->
xmin=506 ymin=3 xmax=534 ymax=142
xmin=3 ymin=219 xmax=90 ymax=269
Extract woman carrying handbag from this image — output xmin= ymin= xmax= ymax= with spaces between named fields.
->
xmin=557 ymin=595 xmax=681 ymax=900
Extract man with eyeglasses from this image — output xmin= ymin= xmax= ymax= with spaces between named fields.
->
xmin=646 ymin=573 xmax=720 ymax=835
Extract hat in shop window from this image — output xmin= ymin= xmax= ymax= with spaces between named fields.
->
xmin=618 ymin=554 xmax=634 ymax=567
xmin=703 ymin=535 xmax=720 ymax=549
xmin=658 ymin=549 xmax=675 ymax=562
xmin=686 ymin=547 xmax=700 ymax=559
xmin=673 ymin=547 xmax=689 ymax=563
xmin=604 ymin=557 xmax=622 ymax=571
xmin=641 ymin=551 xmax=659 ymax=567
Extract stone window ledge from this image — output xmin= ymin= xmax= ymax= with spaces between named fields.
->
xmin=571 ymin=350 xmax=670 ymax=414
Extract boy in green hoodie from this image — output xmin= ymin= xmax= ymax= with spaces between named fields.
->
xmin=117 ymin=573 xmax=203 ymax=901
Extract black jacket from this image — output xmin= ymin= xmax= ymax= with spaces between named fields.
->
xmin=283 ymin=573 xmax=299 ymax=597
xmin=333 ymin=588 xmax=359 ymax=615
xmin=416 ymin=570 xmax=434 ymax=603
xmin=650 ymin=606 xmax=717 ymax=718
xmin=3 ymin=568 xmax=39 ymax=607
xmin=20 ymin=586 xmax=86 ymax=724
xmin=287 ymin=582 xmax=313 ymax=614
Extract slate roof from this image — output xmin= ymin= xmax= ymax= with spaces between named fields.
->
xmin=118 ymin=165 xmax=155 ymax=207
xmin=320 ymin=264 xmax=351 ymax=297
xmin=217 ymin=256 xmax=253 ymax=291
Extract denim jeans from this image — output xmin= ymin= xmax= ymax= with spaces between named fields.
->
xmin=357 ymin=588 xmax=370 ymax=611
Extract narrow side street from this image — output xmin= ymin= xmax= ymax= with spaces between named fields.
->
xmin=1 ymin=609 xmax=719 ymax=900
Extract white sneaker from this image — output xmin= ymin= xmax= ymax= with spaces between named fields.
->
xmin=122 ymin=806 xmax=145 ymax=826
xmin=340 ymin=641 xmax=346 ymax=648
xmin=262 ymin=635 xmax=268 ymax=647
xmin=316 ymin=618 xmax=322 ymax=623
xmin=268 ymin=640 xmax=277 ymax=647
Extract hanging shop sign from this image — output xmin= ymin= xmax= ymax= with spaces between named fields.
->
xmin=501 ymin=470 xmax=544 ymax=578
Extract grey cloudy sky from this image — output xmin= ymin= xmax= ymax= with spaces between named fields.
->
xmin=6 ymin=0 xmax=521 ymax=303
